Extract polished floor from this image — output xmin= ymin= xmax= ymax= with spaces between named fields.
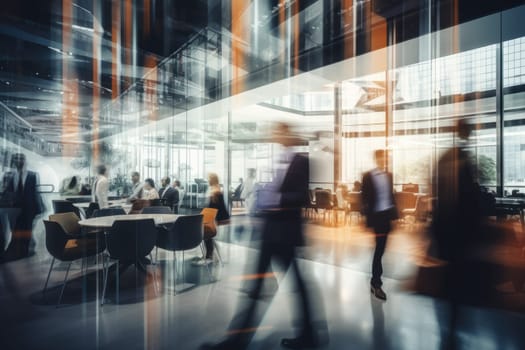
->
xmin=1 ymin=214 xmax=525 ymax=350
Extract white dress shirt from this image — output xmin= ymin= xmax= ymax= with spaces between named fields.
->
xmin=371 ymin=168 xmax=394 ymax=212
xmin=92 ymin=175 xmax=109 ymax=209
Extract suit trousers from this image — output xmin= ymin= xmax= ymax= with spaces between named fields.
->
xmin=228 ymin=239 xmax=314 ymax=347
xmin=371 ymin=210 xmax=392 ymax=288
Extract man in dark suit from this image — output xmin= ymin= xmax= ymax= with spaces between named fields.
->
xmin=431 ymin=119 xmax=480 ymax=350
xmin=1 ymin=153 xmax=44 ymax=261
xmin=201 ymin=122 xmax=322 ymax=350
xmin=158 ymin=176 xmax=179 ymax=213
xmin=362 ymin=149 xmax=398 ymax=301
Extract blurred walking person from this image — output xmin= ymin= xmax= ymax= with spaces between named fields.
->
xmin=201 ymin=122 xmax=323 ymax=349
xmin=431 ymin=119 xmax=480 ymax=350
xmin=362 ymin=149 xmax=398 ymax=301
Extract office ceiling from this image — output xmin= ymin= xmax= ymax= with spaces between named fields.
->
xmin=0 ymin=0 xmax=209 ymax=156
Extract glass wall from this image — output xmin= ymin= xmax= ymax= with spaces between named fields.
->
xmin=2 ymin=1 xmax=524 ymax=211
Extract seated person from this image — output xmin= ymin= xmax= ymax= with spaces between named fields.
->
xmin=232 ymin=178 xmax=243 ymax=201
xmin=194 ymin=173 xmax=229 ymax=266
xmin=142 ymin=178 xmax=159 ymax=200
xmin=127 ymin=171 xmax=143 ymax=203
xmin=61 ymin=176 xmax=81 ymax=195
xmin=159 ymin=176 xmax=179 ymax=212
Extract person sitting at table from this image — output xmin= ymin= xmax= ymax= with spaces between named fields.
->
xmin=127 ymin=171 xmax=143 ymax=203
xmin=60 ymin=175 xmax=81 ymax=195
xmin=158 ymin=176 xmax=179 ymax=212
xmin=142 ymin=178 xmax=159 ymax=200
xmin=194 ymin=172 xmax=230 ymax=266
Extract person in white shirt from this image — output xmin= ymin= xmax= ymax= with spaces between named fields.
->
xmin=142 ymin=178 xmax=159 ymax=200
xmin=92 ymin=165 xmax=109 ymax=209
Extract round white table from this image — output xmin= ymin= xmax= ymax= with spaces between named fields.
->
xmin=78 ymin=214 xmax=181 ymax=228
xmin=74 ymin=199 xmax=133 ymax=214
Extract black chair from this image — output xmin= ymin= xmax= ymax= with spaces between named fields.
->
xmin=155 ymin=214 xmax=210 ymax=290
xmin=52 ymin=199 xmax=82 ymax=219
xmin=150 ymin=198 xmax=162 ymax=206
xmin=101 ymin=218 xmax=158 ymax=305
xmin=129 ymin=199 xmax=151 ymax=214
xmin=43 ymin=220 xmax=105 ymax=306
xmin=92 ymin=207 xmax=126 ymax=217
xmin=141 ymin=206 xmax=172 ymax=214
xmin=85 ymin=202 xmax=100 ymax=218
xmin=315 ymin=189 xmax=334 ymax=224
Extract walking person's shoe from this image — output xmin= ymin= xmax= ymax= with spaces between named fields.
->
xmin=371 ymin=285 xmax=387 ymax=301
xmin=281 ymin=335 xmax=321 ymax=349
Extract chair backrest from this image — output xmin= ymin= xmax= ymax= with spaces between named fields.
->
xmin=150 ymin=198 xmax=162 ymax=206
xmin=141 ymin=206 xmax=172 ymax=214
xmin=201 ymin=207 xmax=218 ymax=234
xmin=315 ymin=190 xmax=332 ymax=209
xmin=394 ymin=192 xmax=417 ymax=212
xmin=347 ymin=192 xmax=361 ymax=212
xmin=48 ymin=212 xmax=81 ymax=235
xmin=85 ymin=202 xmax=100 ymax=218
xmin=129 ymin=199 xmax=151 ymax=214
xmin=156 ymin=214 xmax=203 ymax=251
xmin=93 ymin=207 xmax=127 ymax=217
xmin=414 ymin=195 xmax=429 ymax=221
xmin=107 ymin=219 xmax=157 ymax=261
xmin=402 ymin=183 xmax=419 ymax=193
xmin=52 ymin=199 xmax=81 ymax=217
xmin=43 ymin=220 xmax=70 ymax=260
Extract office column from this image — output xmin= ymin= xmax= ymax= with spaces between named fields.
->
xmin=334 ymin=83 xmax=342 ymax=187
xmin=496 ymin=13 xmax=504 ymax=197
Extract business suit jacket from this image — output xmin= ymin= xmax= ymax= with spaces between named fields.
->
xmin=263 ymin=152 xmax=309 ymax=247
xmin=361 ymin=169 xmax=398 ymax=229
xmin=432 ymin=146 xmax=479 ymax=262
xmin=4 ymin=170 xmax=44 ymax=229
xmin=159 ymin=186 xmax=179 ymax=210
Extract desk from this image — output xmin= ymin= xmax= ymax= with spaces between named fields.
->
xmin=79 ymin=214 xmax=181 ymax=229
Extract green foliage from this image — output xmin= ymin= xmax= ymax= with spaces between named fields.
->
xmin=477 ymin=154 xmax=496 ymax=184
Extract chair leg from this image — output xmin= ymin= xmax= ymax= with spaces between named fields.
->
xmin=57 ymin=262 xmax=72 ymax=307
xmin=199 ymin=243 xmax=214 ymax=282
xmin=182 ymin=251 xmax=185 ymax=284
xmin=172 ymin=251 xmax=177 ymax=294
xmin=101 ymin=254 xmax=109 ymax=306
xmin=149 ymin=253 xmax=159 ymax=295
xmin=43 ymin=257 xmax=55 ymax=296
xmin=116 ymin=259 xmax=120 ymax=305
xmin=213 ymin=240 xmax=224 ymax=267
